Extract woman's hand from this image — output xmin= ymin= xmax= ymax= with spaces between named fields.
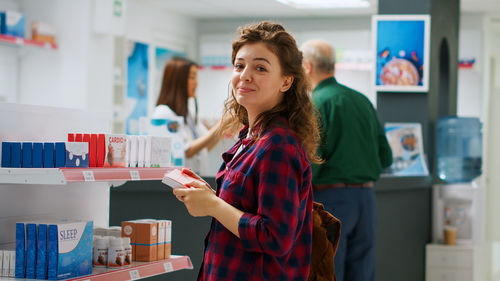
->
xmin=172 ymin=168 xmax=219 ymax=217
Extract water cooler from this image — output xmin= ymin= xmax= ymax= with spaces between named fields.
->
xmin=426 ymin=117 xmax=483 ymax=281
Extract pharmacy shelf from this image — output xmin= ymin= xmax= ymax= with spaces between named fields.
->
xmin=0 ymin=167 xmax=178 ymax=185
xmin=0 ymin=255 xmax=192 ymax=281
xmin=0 ymin=34 xmax=57 ymax=49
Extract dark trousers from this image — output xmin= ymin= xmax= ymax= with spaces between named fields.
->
xmin=314 ymin=187 xmax=376 ymax=281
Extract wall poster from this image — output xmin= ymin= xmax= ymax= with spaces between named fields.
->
xmin=383 ymin=123 xmax=429 ymax=177
xmin=372 ymin=15 xmax=430 ymax=92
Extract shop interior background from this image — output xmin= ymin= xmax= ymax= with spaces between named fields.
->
xmin=0 ymin=0 xmax=499 ymax=280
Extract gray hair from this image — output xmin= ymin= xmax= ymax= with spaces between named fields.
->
xmin=301 ymin=41 xmax=335 ymax=74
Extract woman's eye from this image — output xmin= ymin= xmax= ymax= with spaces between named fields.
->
xmin=234 ymin=64 xmax=244 ymax=70
xmin=257 ymin=66 xmax=267 ymax=72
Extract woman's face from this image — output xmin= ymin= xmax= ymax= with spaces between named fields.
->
xmin=187 ymin=65 xmax=198 ymax=98
xmin=231 ymin=42 xmax=292 ymax=118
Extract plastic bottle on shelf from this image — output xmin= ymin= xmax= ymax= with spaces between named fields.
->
xmin=122 ymin=237 xmax=132 ymax=266
xmin=108 ymin=237 xmax=125 ymax=268
xmin=92 ymin=237 xmax=108 ymax=268
xmin=437 ymin=116 xmax=482 ymax=183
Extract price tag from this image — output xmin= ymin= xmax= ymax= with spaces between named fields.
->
xmin=130 ymin=170 xmax=140 ymax=181
xmin=129 ymin=269 xmax=140 ymax=280
xmin=164 ymin=262 xmax=174 ymax=273
xmin=82 ymin=171 xmax=95 ymax=182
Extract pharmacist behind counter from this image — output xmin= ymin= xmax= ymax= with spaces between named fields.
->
xmin=152 ymin=57 xmax=224 ymax=176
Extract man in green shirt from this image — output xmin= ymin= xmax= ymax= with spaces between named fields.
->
xmin=301 ymin=39 xmax=392 ymax=281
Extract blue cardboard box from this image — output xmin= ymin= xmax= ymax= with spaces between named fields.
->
xmin=48 ymin=221 xmax=93 ymax=280
xmin=1 ymin=142 xmax=11 ymax=167
xmin=36 ymin=224 xmax=48 ymax=280
xmin=0 ymin=11 xmax=25 ymax=37
xmin=26 ymin=223 xmax=37 ymax=278
xmin=15 ymin=222 xmax=26 ymax=278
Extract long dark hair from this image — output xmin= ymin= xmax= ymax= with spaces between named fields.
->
xmin=156 ymin=57 xmax=198 ymax=123
xmin=221 ymin=21 xmax=321 ymax=163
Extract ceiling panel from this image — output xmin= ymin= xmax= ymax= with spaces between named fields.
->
xmin=143 ymin=0 xmax=500 ymax=19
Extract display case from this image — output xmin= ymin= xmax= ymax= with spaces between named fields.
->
xmin=0 ymin=103 xmax=191 ymax=280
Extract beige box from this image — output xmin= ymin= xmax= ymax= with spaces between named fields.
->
xmin=157 ymin=221 xmax=166 ymax=260
xmin=121 ymin=221 xmax=136 ymax=260
xmin=165 ymin=220 xmax=172 ymax=259
xmin=135 ymin=222 xmax=158 ymax=262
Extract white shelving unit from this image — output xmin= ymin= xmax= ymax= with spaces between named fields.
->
xmin=0 ymin=167 xmax=176 ymax=185
xmin=0 ymin=255 xmax=192 ymax=281
xmin=0 ymin=103 xmax=191 ymax=280
xmin=0 ymin=34 xmax=58 ymax=50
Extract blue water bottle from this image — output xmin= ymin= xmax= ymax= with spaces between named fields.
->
xmin=437 ymin=116 xmax=482 ymax=182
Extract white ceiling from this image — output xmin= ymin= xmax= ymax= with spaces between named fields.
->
xmin=144 ymin=0 xmax=500 ymax=19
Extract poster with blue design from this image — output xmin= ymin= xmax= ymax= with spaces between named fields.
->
xmin=383 ymin=123 xmax=429 ymax=177
xmin=126 ymin=41 xmax=149 ymax=135
xmin=372 ymin=15 xmax=430 ymax=92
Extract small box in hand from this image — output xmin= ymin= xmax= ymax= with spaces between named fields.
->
xmin=162 ymin=169 xmax=196 ymax=189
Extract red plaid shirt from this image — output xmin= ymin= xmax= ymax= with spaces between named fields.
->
xmin=198 ymin=117 xmax=313 ymax=281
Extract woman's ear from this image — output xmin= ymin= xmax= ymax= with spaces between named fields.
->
xmin=281 ymin=76 xmax=294 ymax=93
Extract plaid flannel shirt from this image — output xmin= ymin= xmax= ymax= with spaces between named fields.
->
xmin=198 ymin=117 xmax=313 ymax=281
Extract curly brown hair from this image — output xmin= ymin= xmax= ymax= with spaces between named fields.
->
xmin=220 ymin=21 xmax=321 ymax=163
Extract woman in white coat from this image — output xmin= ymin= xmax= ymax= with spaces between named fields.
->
xmin=153 ymin=57 xmax=222 ymax=175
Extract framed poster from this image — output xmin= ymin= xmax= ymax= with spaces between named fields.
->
xmin=383 ymin=123 xmax=429 ymax=177
xmin=372 ymin=15 xmax=430 ymax=92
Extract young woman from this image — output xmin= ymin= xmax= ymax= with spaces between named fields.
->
xmin=173 ymin=22 xmax=321 ymax=281
xmin=153 ymin=57 xmax=222 ymax=175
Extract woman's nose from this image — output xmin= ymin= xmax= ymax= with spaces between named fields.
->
xmin=240 ymin=67 xmax=252 ymax=81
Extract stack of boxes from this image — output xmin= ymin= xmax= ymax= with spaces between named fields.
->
xmin=121 ymin=219 xmax=172 ymax=262
xmin=1 ymin=133 xmax=172 ymax=169
xmin=15 ymin=220 xmax=93 ymax=280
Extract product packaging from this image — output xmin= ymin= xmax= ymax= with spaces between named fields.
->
xmin=128 ymin=136 xmax=138 ymax=167
xmin=32 ymin=142 xmax=43 ymax=168
xmin=47 ymin=221 xmax=93 ymax=280
xmin=0 ymin=11 xmax=25 ymax=37
xmin=135 ymin=221 xmax=158 ymax=261
xmin=25 ymin=223 xmax=37 ymax=278
xmin=1 ymin=142 xmax=10 ymax=167
xmin=36 ymin=224 xmax=48 ymax=280
xmin=89 ymin=134 xmax=97 ymax=167
xmin=92 ymin=237 xmax=108 ymax=268
xmin=43 ymin=142 xmax=54 ymax=168
xmin=11 ymin=142 xmax=21 ymax=168
xmin=75 ymin=134 xmax=82 ymax=142
xmin=137 ymin=136 xmax=145 ymax=168
xmin=97 ymin=134 xmax=105 ymax=167
xmin=54 ymin=142 xmax=66 ymax=168
xmin=165 ymin=220 xmax=172 ymax=259
xmin=0 ymin=250 xmax=3 ymax=277
xmin=104 ymin=134 xmax=128 ymax=167
xmin=21 ymin=142 xmax=32 ymax=168
xmin=146 ymin=136 xmax=172 ymax=167
xmin=9 ymin=250 xmax=14 ymax=277
xmin=31 ymin=21 xmax=56 ymax=44
xmin=157 ymin=221 xmax=166 ymax=260
xmin=121 ymin=221 xmax=136 ymax=260
xmin=15 ymin=222 xmax=26 ymax=278
xmin=65 ymin=142 xmax=89 ymax=168
xmin=2 ymin=251 xmax=9 ymax=277
xmin=107 ymin=237 xmax=124 ymax=268
xmin=162 ymin=169 xmax=195 ymax=189
xmin=148 ymin=117 xmax=185 ymax=166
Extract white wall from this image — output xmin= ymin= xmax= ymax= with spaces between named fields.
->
xmin=457 ymin=14 xmax=485 ymax=118
xmin=196 ymin=16 xmax=375 ymax=123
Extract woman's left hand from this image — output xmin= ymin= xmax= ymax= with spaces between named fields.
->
xmin=172 ymin=169 xmax=219 ymax=217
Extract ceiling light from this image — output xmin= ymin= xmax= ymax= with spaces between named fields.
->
xmin=275 ymin=0 xmax=370 ymax=9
